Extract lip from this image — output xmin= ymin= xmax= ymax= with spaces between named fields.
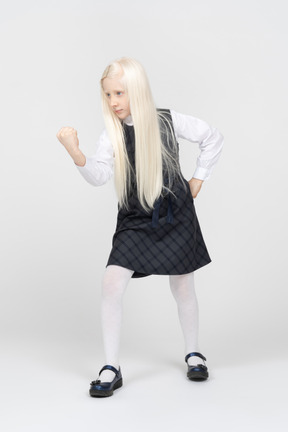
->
xmin=115 ymin=109 xmax=123 ymax=113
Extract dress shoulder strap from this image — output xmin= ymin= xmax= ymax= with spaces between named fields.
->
xmin=157 ymin=108 xmax=177 ymax=137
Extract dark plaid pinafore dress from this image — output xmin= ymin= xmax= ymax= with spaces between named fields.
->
xmin=106 ymin=109 xmax=212 ymax=278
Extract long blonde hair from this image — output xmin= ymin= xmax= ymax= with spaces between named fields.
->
xmin=100 ymin=57 xmax=184 ymax=212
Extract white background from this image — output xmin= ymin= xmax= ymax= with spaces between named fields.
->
xmin=0 ymin=0 xmax=287 ymax=430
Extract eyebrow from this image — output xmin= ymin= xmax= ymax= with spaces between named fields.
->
xmin=104 ymin=89 xmax=124 ymax=93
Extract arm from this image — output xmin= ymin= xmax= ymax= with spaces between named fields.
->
xmin=170 ymin=109 xmax=224 ymax=197
xmin=56 ymin=127 xmax=114 ymax=186
xmin=75 ymin=129 xmax=114 ymax=186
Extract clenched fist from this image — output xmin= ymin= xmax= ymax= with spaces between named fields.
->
xmin=56 ymin=126 xmax=86 ymax=166
xmin=56 ymin=127 xmax=79 ymax=153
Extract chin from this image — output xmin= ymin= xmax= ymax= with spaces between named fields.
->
xmin=118 ymin=113 xmax=127 ymax=119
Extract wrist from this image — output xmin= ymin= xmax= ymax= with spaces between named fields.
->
xmin=189 ymin=177 xmax=204 ymax=183
xmin=70 ymin=149 xmax=86 ymax=166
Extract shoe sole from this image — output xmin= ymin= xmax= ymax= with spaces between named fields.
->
xmin=89 ymin=378 xmax=123 ymax=397
xmin=187 ymin=371 xmax=209 ymax=381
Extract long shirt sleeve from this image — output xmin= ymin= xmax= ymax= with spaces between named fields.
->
xmin=75 ymin=110 xmax=223 ymax=186
xmin=170 ymin=109 xmax=224 ymax=181
xmin=75 ymin=129 xmax=114 ymax=186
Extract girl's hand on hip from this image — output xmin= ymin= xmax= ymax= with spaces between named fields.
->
xmin=56 ymin=127 xmax=79 ymax=155
xmin=188 ymin=177 xmax=204 ymax=198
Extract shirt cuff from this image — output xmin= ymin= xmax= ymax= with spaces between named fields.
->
xmin=192 ymin=166 xmax=211 ymax=181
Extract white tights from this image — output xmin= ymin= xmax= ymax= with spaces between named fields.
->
xmin=99 ymin=264 xmax=204 ymax=382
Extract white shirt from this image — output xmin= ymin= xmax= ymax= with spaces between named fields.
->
xmin=75 ymin=109 xmax=224 ymax=186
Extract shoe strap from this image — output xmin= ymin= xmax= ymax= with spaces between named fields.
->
xmin=98 ymin=364 xmax=120 ymax=376
xmin=185 ymin=352 xmax=207 ymax=363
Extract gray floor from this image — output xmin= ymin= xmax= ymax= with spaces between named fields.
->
xmin=1 ymin=336 xmax=287 ymax=432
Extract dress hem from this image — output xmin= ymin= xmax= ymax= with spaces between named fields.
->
xmin=105 ymin=259 xmax=212 ymax=278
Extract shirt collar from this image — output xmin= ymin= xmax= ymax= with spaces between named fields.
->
xmin=123 ymin=115 xmax=133 ymax=126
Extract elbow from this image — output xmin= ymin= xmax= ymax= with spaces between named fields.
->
xmin=92 ymin=168 xmax=113 ymax=186
xmin=213 ymin=129 xmax=224 ymax=152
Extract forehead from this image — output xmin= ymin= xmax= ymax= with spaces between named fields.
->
xmin=102 ymin=74 xmax=125 ymax=92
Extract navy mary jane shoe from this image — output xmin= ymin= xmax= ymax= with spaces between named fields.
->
xmin=185 ymin=352 xmax=209 ymax=381
xmin=89 ymin=365 xmax=123 ymax=397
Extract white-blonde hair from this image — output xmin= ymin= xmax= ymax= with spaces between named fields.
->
xmin=100 ymin=57 xmax=184 ymax=211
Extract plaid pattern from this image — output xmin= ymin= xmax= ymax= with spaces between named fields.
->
xmin=106 ymin=110 xmax=212 ymax=278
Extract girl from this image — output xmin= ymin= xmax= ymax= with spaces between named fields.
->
xmin=56 ymin=57 xmax=224 ymax=398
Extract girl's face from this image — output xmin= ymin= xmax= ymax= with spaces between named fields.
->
xmin=102 ymin=74 xmax=131 ymax=120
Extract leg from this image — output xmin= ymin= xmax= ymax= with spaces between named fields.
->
xmin=169 ymin=272 xmax=204 ymax=366
xmin=99 ymin=264 xmax=134 ymax=382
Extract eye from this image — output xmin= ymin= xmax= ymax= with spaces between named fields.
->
xmin=106 ymin=93 xmax=110 ymax=97
xmin=117 ymin=91 xmax=123 ymax=96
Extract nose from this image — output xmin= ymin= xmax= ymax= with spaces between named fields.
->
xmin=110 ymin=95 xmax=118 ymax=108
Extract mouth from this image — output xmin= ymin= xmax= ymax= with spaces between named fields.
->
xmin=115 ymin=109 xmax=123 ymax=114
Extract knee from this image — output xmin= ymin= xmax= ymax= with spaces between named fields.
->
xmin=102 ymin=274 xmax=120 ymax=301
xmin=101 ymin=265 xmax=131 ymax=302
xmin=169 ymin=273 xmax=195 ymax=301
xmin=170 ymin=272 xmax=194 ymax=288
